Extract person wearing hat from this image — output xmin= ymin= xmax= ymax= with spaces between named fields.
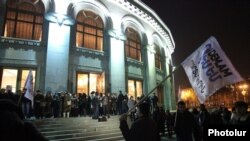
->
xmin=0 ymin=99 xmax=48 ymax=141
xmin=119 ymin=101 xmax=160 ymax=141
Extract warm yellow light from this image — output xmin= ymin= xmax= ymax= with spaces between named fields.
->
xmin=238 ymin=83 xmax=248 ymax=99
xmin=242 ymin=90 xmax=247 ymax=96
xmin=239 ymin=84 xmax=248 ymax=89
xmin=180 ymin=88 xmax=196 ymax=102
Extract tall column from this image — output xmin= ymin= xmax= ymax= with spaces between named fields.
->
xmin=170 ymin=61 xmax=177 ymax=110
xmin=108 ymin=29 xmax=126 ymax=93
xmin=44 ymin=22 xmax=70 ymax=93
xmin=145 ymin=45 xmax=157 ymax=95
xmin=163 ymin=57 xmax=176 ymax=111
xmin=44 ymin=0 xmax=74 ymax=93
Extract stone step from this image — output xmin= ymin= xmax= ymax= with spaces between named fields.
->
xmin=32 ymin=116 xmax=124 ymax=141
xmin=32 ymin=115 xmax=175 ymax=141
xmin=48 ymin=130 xmax=123 ymax=141
xmin=39 ymin=123 xmax=119 ymax=132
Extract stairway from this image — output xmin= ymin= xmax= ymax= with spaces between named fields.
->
xmin=32 ymin=116 xmax=125 ymax=141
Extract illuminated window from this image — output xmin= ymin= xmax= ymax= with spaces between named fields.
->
xmin=77 ymin=72 xmax=105 ymax=94
xmin=0 ymin=68 xmax=36 ymax=93
xmin=125 ymin=28 xmax=141 ymax=61
xmin=4 ymin=0 xmax=44 ymax=41
xmin=76 ymin=11 xmax=104 ymax=51
xmin=128 ymin=79 xmax=143 ymax=98
xmin=155 ymin=45 xmax=162 ymax=70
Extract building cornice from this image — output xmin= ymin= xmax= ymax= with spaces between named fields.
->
xmin=106 ymin=0 xmax=175 ymax=53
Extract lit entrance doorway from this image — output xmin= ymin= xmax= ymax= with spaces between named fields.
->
xmin=76 ymin=72 xmax=105 ymax=94
xmin=127 ymin=79 xmax=143 ymax=100
xmin=0 ymin=68 xmax=36 ymax=93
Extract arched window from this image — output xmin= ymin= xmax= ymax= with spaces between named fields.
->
xmin=76 ymin=11 xmax=104 ymax=51
xmin=4 ymin=0 xmax=44 ymax=41
xmin=155 ymin=45 xmax=161 ymax=70
xmin=125 ymin=28 xmax=141 ymax=61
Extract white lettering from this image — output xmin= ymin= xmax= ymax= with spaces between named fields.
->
xmin=208 ymin=129 xmax=214 ymax=136
xmin=208 ymin=129 xmax=247 ymax=136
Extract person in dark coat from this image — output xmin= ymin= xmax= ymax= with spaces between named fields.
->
xmin=0 ymin=99 xmax=48 ymax=141
xmin=165 ymin=109 xmax=174 ymax=138
xmin=52 ymin=93 xmax=60 ymax=118
xmin=44 ymin=91 xmax=53 ymax=118
xmin=34 ymin=90 xmax=45 ymax=119
xmin=198 ymin=104 xmax=211 ymax=140
xmin=117 ymin=91 xmax=124 ymax=115
xmin=119 ymin=101 xmax=160 ymax=141
xmin=92 ymin=91 xmax=99 ymax=119
xmin=174 ymin=101 xmax=199 ymax=141
xmin=153 ymin=106 xmax=165 ymax=136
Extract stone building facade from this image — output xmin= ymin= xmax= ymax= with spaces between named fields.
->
xmin=0 ymin=0 xmax=176 ymax=110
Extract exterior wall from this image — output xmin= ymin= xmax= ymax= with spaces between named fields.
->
xmin=0 ymin=0 xmax=176 ymax=110
xmin=0 ymin=38 xmax=46 ymax=91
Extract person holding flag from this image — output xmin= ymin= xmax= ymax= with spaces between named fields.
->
xmin=18 ymin=70 xmax=34 ymax=119
xmin=21 ymin=88 xmax=32 ymax=119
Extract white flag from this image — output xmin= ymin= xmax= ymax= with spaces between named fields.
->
xmin=24 ymin=70 xmax=34 ymax=106
xmin=181 ymin=36 xmax=243 ymax=103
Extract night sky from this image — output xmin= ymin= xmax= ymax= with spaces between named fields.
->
xmin=141 ymin=0 xmax=250 ymax=90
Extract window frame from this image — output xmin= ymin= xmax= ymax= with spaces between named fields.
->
xmin=125 ymin=28 xmax=142 ymax=61
xmin=155 ymin=45 xmax=162 ymax=70
xmin=76 ymin=11 xmax=104 ymax=51
xmin=4 ymin=1 xmax=44 ymax=41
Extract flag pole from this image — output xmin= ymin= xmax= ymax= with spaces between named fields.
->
xmin=17 ymin=90 xmax=24 ymax=107
xmin=126 ymin=64 xmax=181 ymax=114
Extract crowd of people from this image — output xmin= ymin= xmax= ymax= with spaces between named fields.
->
xmin=1 ymin=87 xmax=250 ymax=141
xmin=119 ymin=98 xmax=250 ymax=141
xmin=0 ymin=88 xmax=158 ymax=120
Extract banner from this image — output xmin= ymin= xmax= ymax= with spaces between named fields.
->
xmin=24 ymin=70 xmax=34 ymax=106
xmin=181 ymin=36 xmax=243 ymax=103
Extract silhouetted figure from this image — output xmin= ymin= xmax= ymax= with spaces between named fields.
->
xmin=0 ymin=99 xmax=48 ymax=141
xmin=174 ymin=101 xmax=199 ymax=141
xmin=230 ymin=101 xmax=250 ymax=125
xmin=92 ymin=92 xmax=99 ymax=119
xmin=165 ymin=109 xmax=174 ymax=138
xmin=119 ymin=102 xmax=160 ymax=141
xmin=153 ymin=106 xmax=166 ymax=136
xmin=117 ymin=91 xmax=124 ymax=115
xmin=198 ymin=104 xmax=210 ymax=140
